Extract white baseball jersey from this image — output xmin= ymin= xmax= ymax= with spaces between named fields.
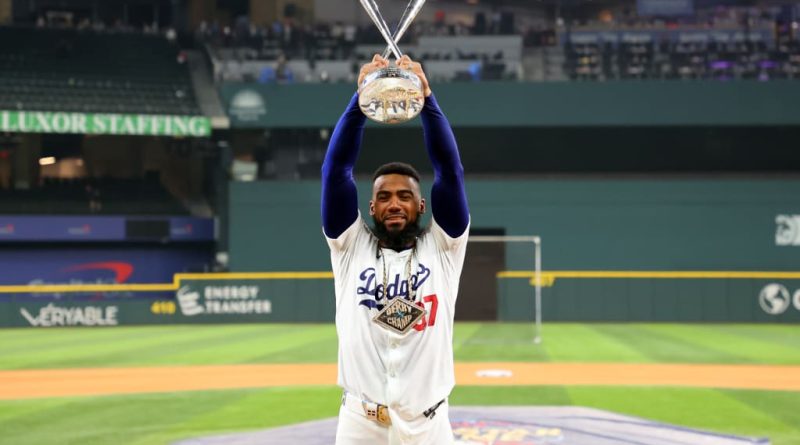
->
xmin=326 ymin=212 xmax=469 ymax=435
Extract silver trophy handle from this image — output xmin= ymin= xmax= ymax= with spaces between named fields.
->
xmin=381 ymin=0 xmax=426 ymax=60
xmin=356 ymin=0 xmax=426 ymax=124
xmin=358 ymin=0 xmax=404 ymax=60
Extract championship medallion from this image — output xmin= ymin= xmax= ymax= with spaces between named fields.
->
xmin=373 ymin=298 xmax=425 ymax=335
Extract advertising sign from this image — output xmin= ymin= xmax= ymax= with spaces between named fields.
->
xmin=227 ymin=89 xmax=267 ymax=123
xmin=0 ymin=247 xmax=211 ymax=287
xmin=19 ymin=302 xmax=120 ymax=327
xmin=0 ymin=111 xmax=211 ymax=137
xmin=176 ymin=284 xmax=272 ymax=318
xmin=172 ymin=278 xmax=334 ymax=323
xmin=776 ymin=215 xmax=800 ymax=246
xmin=8 ymin=299 xmax=164 ymax=328
xmin=758 ymin=283 xmax=800 ymax=316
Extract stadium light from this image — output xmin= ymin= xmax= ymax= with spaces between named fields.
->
xmin=38 ymin=157 xmax=56 ymax=166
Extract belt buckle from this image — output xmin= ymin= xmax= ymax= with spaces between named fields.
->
xmin=376 ymin=405 xmax=392 ymax=426
xmin=363 ymin=401 xmax=392 ymax=426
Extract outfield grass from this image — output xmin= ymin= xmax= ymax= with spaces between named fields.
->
xmin=0 ymin=323 xmax=798 ymax=445
xmin=2 ymin=323 xmax=799 ymax=369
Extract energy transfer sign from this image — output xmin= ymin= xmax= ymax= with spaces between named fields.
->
xmin=0 ymin=110 xmax=211 ymax=137
xmin=175 ymin=284 xmax=272 ymax=318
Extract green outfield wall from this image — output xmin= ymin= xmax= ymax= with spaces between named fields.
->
xmin=220 ymin=81 xmax=800 ymax=128
xmin=4 ymin=273 xmax=799 ymax=327
xmin=500 ymin=276 xmax=800 ymax=322
xmin=227 ymin=177 xmax=800 ymax=323
xmin=230 ymin=178 xmax=800 ymax=271
xmin=3 ymin=178 xmax=799 ymax=327
xmin=0 ymin=275 xmax=334 ymax=327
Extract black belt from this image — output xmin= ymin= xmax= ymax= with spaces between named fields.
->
xmin=423 ymin=399 xmax=446 ymax=419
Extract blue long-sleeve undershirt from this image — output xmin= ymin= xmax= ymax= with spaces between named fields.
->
xmin=321 ymin=92 xmax=469 ymax=239
xmin=420 ymin=94 xmax=470 ymax=238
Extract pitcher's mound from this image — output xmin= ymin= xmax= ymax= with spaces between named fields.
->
xmin=174 ymin=406 xmax=769 ymax=445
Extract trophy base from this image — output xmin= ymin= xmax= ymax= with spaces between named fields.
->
xmin=359 ymin=67 xmax=425 ymax=124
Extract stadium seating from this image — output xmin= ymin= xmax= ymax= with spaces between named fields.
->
xmin=209 ymin=34 xmax=522 ymax=83
xmin=563 ymin=33 xmax=800 ymax=81
xmin=0 ymin=26 xmax=201 ymax=115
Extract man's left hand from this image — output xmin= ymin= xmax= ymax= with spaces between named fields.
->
xmin=397 ymin=55 xmax=432 ymax=97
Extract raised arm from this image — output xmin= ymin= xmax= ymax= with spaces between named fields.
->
xmin=322 ymin=55 xmax=390 ymax=238
xmin=395 ymin=55 xmax=469 ymax=238
xmin=321 ymin=93 xmax=366 ymax=238
xmin=421 ymin=94 xmax=469 ymax=238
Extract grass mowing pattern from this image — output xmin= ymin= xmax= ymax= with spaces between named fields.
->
xmin=0 ymin=325 xmax=340 ymax=369
xmin=3 ymin=323 xmax=800 ymax=369
xmin=0 ymin=323 xmax=798 ymax=444
xmin=0 ymin=387 xmax=342 ymax=445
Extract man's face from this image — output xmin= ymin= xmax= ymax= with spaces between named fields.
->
xmin=370 ymin=173 xmax=426 ymax=235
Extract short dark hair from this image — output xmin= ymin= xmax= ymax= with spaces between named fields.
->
xmin=372 ymin=162 xmax=421 ymax=183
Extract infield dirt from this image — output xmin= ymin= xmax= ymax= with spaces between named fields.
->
xmin=1 ymin=363 xmax=799 ymax=400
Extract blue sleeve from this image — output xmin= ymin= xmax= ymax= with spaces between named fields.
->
xmin=321 ymin=93 xmax=366 ymax=238
xmin=420 ymin=94 xmax=469 ymax=238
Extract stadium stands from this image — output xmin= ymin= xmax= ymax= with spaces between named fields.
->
xmin=195 ymin=1 xmax=798 ymax=85
xmin=0 ymin=26 xmax=201 ymax=115
xmin=208 ymin=33 xmax=522 ymax=83
xmin=563 ymin=34 xmax=800 ymax=81
xmin=200 ymin=10 xmax=525 ymax=84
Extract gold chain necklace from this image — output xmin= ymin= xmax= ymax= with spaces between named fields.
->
xmin=379 ymin=244 xmax=417 ymax=303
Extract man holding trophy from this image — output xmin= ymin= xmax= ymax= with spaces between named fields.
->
xmin=321 ymin=1 xmax=469 ymax=443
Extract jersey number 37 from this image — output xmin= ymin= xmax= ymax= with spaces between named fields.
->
xmin=413 ymin=294 xmax=438 ymax=332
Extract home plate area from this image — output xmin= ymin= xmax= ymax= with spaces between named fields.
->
xmin=175 ymin=406 xmax=769 ymax=445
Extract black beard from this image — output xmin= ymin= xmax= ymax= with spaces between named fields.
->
xmin=372 ymin=216 xmax=424 ymax=251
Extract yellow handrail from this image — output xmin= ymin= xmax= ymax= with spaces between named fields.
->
xmin=1 ymin=270 xmax=797 ymax=294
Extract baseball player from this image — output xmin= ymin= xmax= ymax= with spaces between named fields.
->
xmin=321 ymin=54 xmax=470 ymax=445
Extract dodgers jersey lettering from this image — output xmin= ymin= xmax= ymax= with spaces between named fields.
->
xmin=326 ymin=213 xmax=469 ymax=421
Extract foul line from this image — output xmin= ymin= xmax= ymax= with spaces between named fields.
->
xmin=0 ymin=270 xmax=798 ymax=294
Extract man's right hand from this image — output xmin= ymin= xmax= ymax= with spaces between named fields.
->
xmin=357 ymin=54 xmax=389 ymax=92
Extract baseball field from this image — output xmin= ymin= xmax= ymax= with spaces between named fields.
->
xmin=0 ymin=322 xmax=799 ymax=445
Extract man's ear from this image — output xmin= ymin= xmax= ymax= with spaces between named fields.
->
xmin=369 ymin=200 xmax=375 ymax=215
xmin=419 ymin=198 xmax=426 ymax=214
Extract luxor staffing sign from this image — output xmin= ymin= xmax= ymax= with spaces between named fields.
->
xmin=0 ymin=110 xmax=211 ymax=137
